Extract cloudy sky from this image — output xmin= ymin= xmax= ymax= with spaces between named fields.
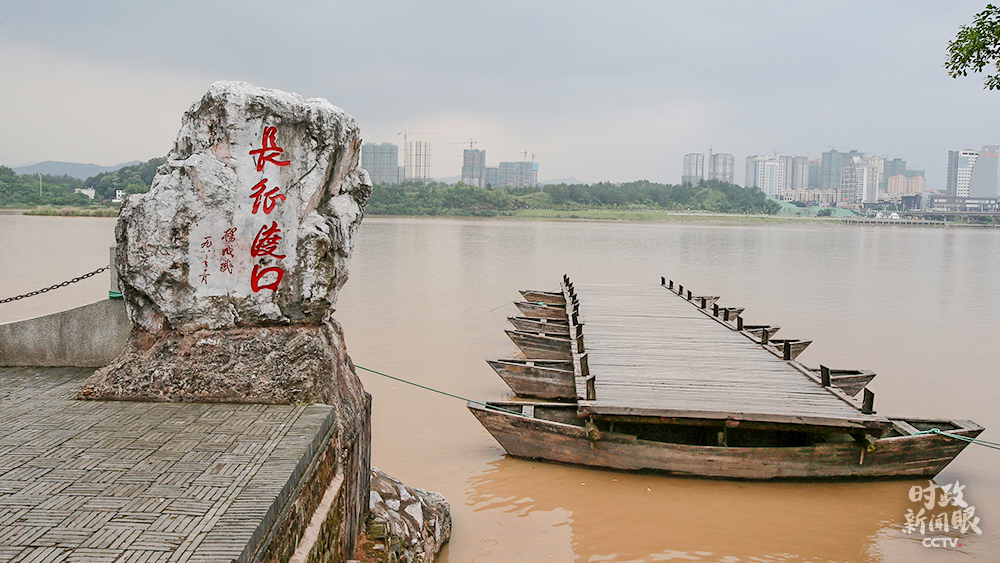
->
xmin=2 ymin=1 xmax=999 ymax=188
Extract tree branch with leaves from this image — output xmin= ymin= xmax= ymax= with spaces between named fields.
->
xmin=946 ymin=4 xmax=1000 ymax=89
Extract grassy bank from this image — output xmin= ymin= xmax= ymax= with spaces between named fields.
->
xmin=23 ymin=205 xmax=119 ymax=217
xmin=509 ymin=209 xmax=841 ymax=224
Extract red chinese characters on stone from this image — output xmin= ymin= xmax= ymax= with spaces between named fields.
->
xmin=251 ymin=265 xmax=284 ymax=293
xmin=249 ymin=179 xmax=286 ymax=215
xmin=251 ymin=222 xmax=286 ymax=259
xmin=249 ymin=126 xmax=291 ymax=172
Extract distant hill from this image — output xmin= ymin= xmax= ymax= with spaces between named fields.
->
xmin=11 ymin=160 xmax=144 ymax=180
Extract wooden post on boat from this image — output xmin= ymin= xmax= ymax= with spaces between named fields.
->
xmin=713 ymin=303 xmax=719 ymax=317
xmin=687 ymin=290 xmax=693 ymax=300
xmin=661 ymin=276 xmax=666 ymax=286
xmin=723 ymin=308 xmax=729 ymax=321
xmin=737 ymin=316 xmax=744 ymax=330
xmin=761 ymin=328 xmax=769 ymax=345
xmin=700 ymin=296 xmax=707 ymax=309
xmin=783 ymin=341 xmax=792 ymax=360
xmin=820 ymin=365 xmax=831 ymax=387
xmin=668 ymin=280 xmax=674 ymax=290
xmin=862 ymin=389 xmax=875 ymax=414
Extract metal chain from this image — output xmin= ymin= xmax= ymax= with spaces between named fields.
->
xmin=0 ymin=266 xmax=110 ymax=304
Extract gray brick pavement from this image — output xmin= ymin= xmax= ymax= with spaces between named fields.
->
xmin=0 ymin=368 xmax=336 ymax=563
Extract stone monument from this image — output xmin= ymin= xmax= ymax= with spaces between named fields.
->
xmin=79 ymin=81 xmax=371 ymax=405
xmin=76 ymin=81 xmax=452 ymax=562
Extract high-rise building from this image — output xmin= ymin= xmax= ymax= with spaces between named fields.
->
xmin=786 ymin=156 xmax=811 ymax=191
xmin=707 ymin=153 xmax=735 ymax=184
xmin=947 ymin=149 xmax=979 ymax=197
xmin=682 ymin=153 xmax=704 ymax=185
xmin=499 ymin=161 xmax=538 ymax=188
xmin=745 ymin=155 xmax=786 ymax=196
xmin=882 ymin=157 xmax=906 ymax=191
xmin=969 ymin=145 xmax=999 ymax=198
xmin=840 ymin=156 xmax=878 ymax=203
xmin=808 ymin=158 xmax=821 ymax=189
xmin=461 ymin=149 xmax=486 ymax=188
xmin=820 ymin=149 xmax=863 ymax=191
xmin=405 ymin=139 xmax=432 ymax=181
xmin=360 ymin=142 xmax=399 ymax=185
xmin=887 ymin=174 xmax=926 ymax=194
xmin=484 ymin=167 xmax=500 ymax=188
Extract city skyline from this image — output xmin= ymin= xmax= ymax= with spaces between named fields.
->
xmin=2 ymin=3 xmax=999 ymax=190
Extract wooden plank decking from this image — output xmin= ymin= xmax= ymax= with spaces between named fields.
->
xmin=570 ymin=283 xmax=890 ymax=433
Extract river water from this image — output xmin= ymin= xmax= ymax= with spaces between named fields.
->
xmin=2 ymin=214 xmax=998 ymax=562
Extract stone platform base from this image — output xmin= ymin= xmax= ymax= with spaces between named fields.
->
xmin=0 ymin=367 xmax=365 ymax=563
xmin=77 ymin=321 xmax=351 ymax=405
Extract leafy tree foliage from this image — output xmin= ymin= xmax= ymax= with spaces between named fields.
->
xmin=0 ymin=157 xmax=166 ymax=207
xmin=85 ymin=158 xmax=165 ymax=199
xmin=366 ymin=179 xmax=780 ymax=216
xmin=0 ymin=166 xmax=89 ymax=207
xmin=946 ymin=4 xmax=1000 ymax=89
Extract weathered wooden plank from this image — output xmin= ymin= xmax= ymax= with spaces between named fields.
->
xmin=508 ymin=317 xmax=572 ymax=336
xmin=469 ymin=402 xmax=981 ymax=480
xmin=505 ymin=331 xmax=573 ymax=361
xmin=487 ymin=359 xmax=576 ymax=400
xmin=573 ymin=282 xmax=890 ymax=431
xmin=514 ymin=302 xmax=568 ymax=319
xmin=519 ymin=290 xmax=566 ymax=305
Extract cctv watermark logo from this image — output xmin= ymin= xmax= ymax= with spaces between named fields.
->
xmin=902 ymin=479 xmax=981 ymax=548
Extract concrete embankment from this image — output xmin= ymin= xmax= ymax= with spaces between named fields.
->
xmin=0 ymin=299 xmax=130 ymax=367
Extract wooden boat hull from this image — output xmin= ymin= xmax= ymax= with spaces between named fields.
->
xmin=766 ymin=339 xmax=811 ymax=360
xmin=508 ymin=316 xmax=571 ymax=336
xmin=515 ymin=302 xmax=568 ymax=319
xmin=487 ymin=359 xmax=576 ymax=400
xmin=506 ymin=330 xmax=573 ymax=361
xmin=520 ymin=290 xmax=566 ymax=305
xmin=469 ymin=402 xmax=983 ymax=480
xmin=742 ymin=325 xmax=780 ymax=339
xmin=811 ymin=369 xmax=877 ymax=397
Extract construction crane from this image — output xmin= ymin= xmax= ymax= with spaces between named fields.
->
xmin=397 ymin=130 xmax=440 ymax=147
xmin=449 ymin=139 xmax=478 ymax=150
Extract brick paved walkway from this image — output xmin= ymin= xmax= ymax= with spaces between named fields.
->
xmin=0 ymin=368 xmax=336 ymax=563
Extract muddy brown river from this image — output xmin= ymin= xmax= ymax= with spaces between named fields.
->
xmin=2 ymin=214 xmax=997 ymax=562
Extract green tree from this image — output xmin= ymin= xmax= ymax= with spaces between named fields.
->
xmin=946 ymin=4 xmax=1000 ymax=89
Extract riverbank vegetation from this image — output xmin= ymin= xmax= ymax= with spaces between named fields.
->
xmin=0 ymin=158 xmax=162 ymax=209
xmin=366 ymin=180 xmax=781 ymax=217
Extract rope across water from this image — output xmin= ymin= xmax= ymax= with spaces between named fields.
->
xmin=353 ymin=364 xmax=528 ymax=418
xmin=912 ymin=428 xmax=1000 ymax=451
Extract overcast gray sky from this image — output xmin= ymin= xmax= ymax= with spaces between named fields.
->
xmin=2 ymin=1 xmax=998 ymax=188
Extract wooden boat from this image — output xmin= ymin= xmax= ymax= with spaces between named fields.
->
xmin=505 ymin=330 xmax=572 ymax=361
xmin=469 ymin=401 xmax=984 ymax=480
xmin=508 ymin=316 xmax=572 ymax=336
xmin=487 ymin=359 xmax=576 ymax=400
xmin=764 ymin=339 xmax=812 ymax=360
xmin=514 ymin=301 xmax=568 ymax=319
xmin=473 ymin=278 xmax=984 ymax=480
xmin=711 ymin=307 xmax=744 ymax=322
xmin=807 ymin=368 xmax=877 ymax=397
xmin=520 ymin=290 xmax=566 ymax=305
xmin=742 ymin=325 xmax=780 ymax=339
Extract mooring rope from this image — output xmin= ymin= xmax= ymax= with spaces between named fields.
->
xmin=912 ymin=428 xmax=1000 ymax=451
xmin=0 ymin=266 xmax=110 ymax=304
xmin=353 ymin=364 xmax=529 ymax=418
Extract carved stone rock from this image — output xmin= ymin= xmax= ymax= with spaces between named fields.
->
xmin=115 ymin=80 xmax=371 ymax=335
